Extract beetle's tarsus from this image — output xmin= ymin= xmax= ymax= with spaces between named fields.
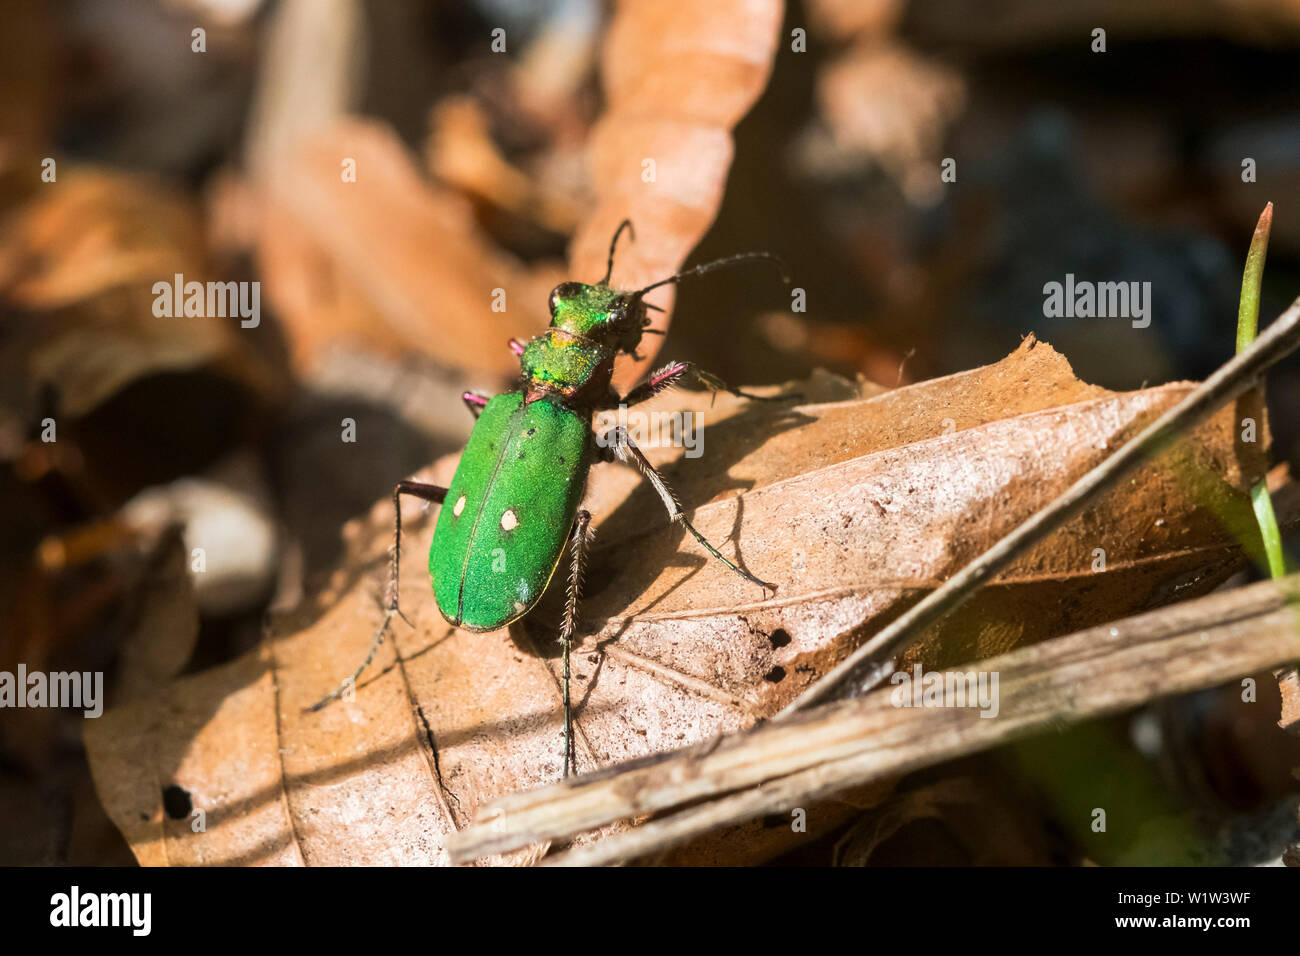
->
xmin=305 ymin=611 xmax=392 ymax=713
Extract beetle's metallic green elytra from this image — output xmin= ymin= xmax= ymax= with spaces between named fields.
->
xmin=430 ymin=392 xmax=591 ymax=631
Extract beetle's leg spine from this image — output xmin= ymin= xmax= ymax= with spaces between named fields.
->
xmin=560 ymin=510 xmax=593 ymax=778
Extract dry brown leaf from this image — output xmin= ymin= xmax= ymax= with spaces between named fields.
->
xmin=256 ymin=118 xmax=559 ymax=379
xmin=427 ymin=96 xmax=586 ymax=235
xmin=568 ymin=0 xmax=785 ymax=389
xmin=84 ymin=336 xmax=1271 ymax=865
xmin=0 ymin=168 xmax=278 ymax=420
xmin=0 ymin=170 xmax=202 ymax=310
xmin=114 ymin=528 xmax=200 ymax=703
xmin=0 ymin=167 xmax=280 ymax=509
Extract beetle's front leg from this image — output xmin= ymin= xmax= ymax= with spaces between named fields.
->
xmin=461 ymin=391 xmax=489 ymax=419
xmin=597 ymin=425 xmax=774 ymax=592
xmin=560 ymin=509 xmax=592 ymax=778
xmin=306 ymin=480 xmax=447 ymax=713
xmin=615 ymin=361 xmax=791 ymax=408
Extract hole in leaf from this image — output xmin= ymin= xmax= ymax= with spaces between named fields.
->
xmin=162 ymin=785 xmax=192 ymax=820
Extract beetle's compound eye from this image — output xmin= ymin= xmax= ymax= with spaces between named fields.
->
xmin=606 ymin=295 xmax=636 ymax=326
xmin=548 ymin=282 xmax=583 ymax=316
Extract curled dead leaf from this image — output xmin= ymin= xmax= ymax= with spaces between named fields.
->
xmin=568 ymin=0 xmax=785 ymax=388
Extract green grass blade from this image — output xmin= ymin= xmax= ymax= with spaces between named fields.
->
xmin=1237 ymin=202 xmax=1272 ymax=355
xmin=1251 ymin=482 xmax=1287 ymax=579
xmin=1236 ymin=202 xmax=1286 ymax=578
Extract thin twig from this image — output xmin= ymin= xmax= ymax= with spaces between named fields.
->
xmin=780 ymin=297 xmax=1300 ymax=714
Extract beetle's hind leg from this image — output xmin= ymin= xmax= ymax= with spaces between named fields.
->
xmin=599 ymin=425 xmax=775 ymax=593
xmin=560 ymin=509 xmax=593 ymax=777
xmin=306 ymin=480 xmax=447 ymax=713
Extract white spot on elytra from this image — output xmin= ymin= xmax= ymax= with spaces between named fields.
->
xmin=453 ymin=495 xmax=466 ymax=516
xmin=501 ymin=509 xmax=518 ymax=531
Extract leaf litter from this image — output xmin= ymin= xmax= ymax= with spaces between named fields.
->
xmin=84 ymin=336 xmax=1278 ymax=864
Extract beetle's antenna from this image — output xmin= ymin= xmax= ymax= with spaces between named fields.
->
xmin=634 ymin=251 xmax=790 ymax=298
xmin=601 ymin=219 xmax=636 ymax=285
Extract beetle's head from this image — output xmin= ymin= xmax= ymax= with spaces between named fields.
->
xmin=548 ymin=219 xmax=790 ymax=355
xmin=547 ymin=280 xmax=649 ymax=352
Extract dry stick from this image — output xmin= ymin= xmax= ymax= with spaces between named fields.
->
xmin=780 ymin=297 xmax=1300 ymax=715
xmin=447 ymin=573 xmax=1300 ymax=864
xmin=553 ymin=612 xmax=1300 ymax=866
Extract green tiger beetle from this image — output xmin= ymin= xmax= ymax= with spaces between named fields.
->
xmin=309 ymin=221 xmax=791 ymax=776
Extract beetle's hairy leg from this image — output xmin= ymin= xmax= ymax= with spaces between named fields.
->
xmin=600 ymin=425 xmax=775 ymax=593
xmin=614 ymin=361 xmax=694 ymax=407
xmin=305 ymin=609 xmax=394 ymax=713
xmin=461 ymin=391 xmax=489 ymax=419
xmin=306 ymin=480 xmax=447 ymax=713
xmin=616 ymin=361 xmax=797 ymax=408
xmin=560 ymin=509 xmax=593 ymax=778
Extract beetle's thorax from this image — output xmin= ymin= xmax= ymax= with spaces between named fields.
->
xmin=520 ymin=328 xmax=615 ymax=401
xmin=521 ymin=280 xmax=647 ymax=403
